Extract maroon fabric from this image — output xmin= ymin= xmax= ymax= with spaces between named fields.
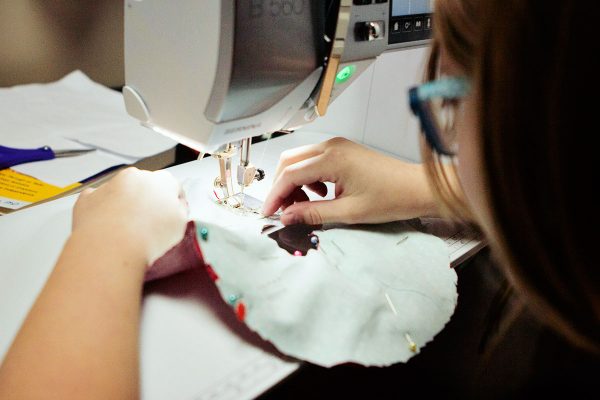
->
xmin=145 ymin=221 xmax=205 ymax=282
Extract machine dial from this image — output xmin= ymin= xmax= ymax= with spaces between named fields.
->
xmin=355 ymin=21 xmax=384 ymax=41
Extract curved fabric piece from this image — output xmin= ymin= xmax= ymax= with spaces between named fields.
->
xmin=145 ymin=221 xmax=205 ymax=282
xmin=195 ymin=218 xmax=456 ymax=367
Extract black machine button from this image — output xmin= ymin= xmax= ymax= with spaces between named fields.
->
xmin=401 ymin=18 xmax=413 ymax=32
xmin=375 ymin=0 xmax=388 ymax=3
xmin=353 ymin=0 xmax=372 ymax=5
xmin=414 ymin=17 xmax=423 ymax=31
xmin=424 ymin=16 xmax=432 ymax=30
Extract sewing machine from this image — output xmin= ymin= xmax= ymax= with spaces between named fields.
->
xmin=123 ymin=0 xmax=434 ymax=206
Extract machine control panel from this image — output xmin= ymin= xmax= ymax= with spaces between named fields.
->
xmin=388 ymin=0 xmax=433 ymax=44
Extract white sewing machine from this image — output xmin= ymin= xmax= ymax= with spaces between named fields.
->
xmin=123 ymin=0 xmax=434 ymax=205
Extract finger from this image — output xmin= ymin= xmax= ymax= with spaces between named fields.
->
xmin=280 ymin=187 xmax=310 ymax=211
xmin=120 ymin=166 xmax=140 ymax=176
xmin=80 ymin=187 xmax=96 ymax=197
xmin=263 ymin=154 xmax=333 ymax=216
xmin=305 ymin=182 xmax=328 ymax=197
xmin=274 ymin=137 xmax=348 ymax=182
xmin=273 ymin=143 xmax=325 ymax=182
xmin=280 ymin=197 xmax=356 ymax=226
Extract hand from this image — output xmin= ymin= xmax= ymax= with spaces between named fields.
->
xmin=0 ymin=168 xmax=188 ymax=399
xmin=72 ymin=167 xmax=189 ymax=266
xmin=262 ymin=137 xmax=437 ymax=225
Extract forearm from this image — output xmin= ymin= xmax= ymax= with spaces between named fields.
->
xmin=406 ymin=162 xmax=440 ymax=218
xmin=384 ymin=159 xmax=440 ymax=220
xmin=0 ymin=231 xmax=146 ymax=399
xmin=392 ymin=160 xmax=469 ymax=220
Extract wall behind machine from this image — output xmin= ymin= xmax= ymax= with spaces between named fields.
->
xmin=0 ymin=0 xmax=124 ymax=88
xmin=301 ymin=47 xmax=429 ymax=163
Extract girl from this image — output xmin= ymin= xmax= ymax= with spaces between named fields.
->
xmin=1 ymin=0 xmax=597 ymax=397
xmin=263 ymin=0 xmax=599 ymax=357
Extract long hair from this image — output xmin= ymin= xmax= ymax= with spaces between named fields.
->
xmin=424 ymin=0 xmax=600 ymax=352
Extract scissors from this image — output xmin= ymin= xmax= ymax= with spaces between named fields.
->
xmin=0 ymin=145 xmax=96 ymax=170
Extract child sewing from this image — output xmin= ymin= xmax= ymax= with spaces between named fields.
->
xmin=1 ymin=0 xmax=597 ymax=398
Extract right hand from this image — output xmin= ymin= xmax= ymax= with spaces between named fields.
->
xmin=262 ymin=137 xmax=438 ymax=226
xmin=72 ymin=167 xmax=189 ymax=266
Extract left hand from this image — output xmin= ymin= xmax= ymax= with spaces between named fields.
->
xmin=72 ymin=167 xmax=189 ymax=266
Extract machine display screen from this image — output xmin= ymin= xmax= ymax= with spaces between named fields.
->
xmin=391 ymin=0 xmax=433 ymax=17
xmin=389 ymin=0 xmax=433 ymax=44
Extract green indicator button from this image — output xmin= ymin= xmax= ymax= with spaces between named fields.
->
xmin=335 ymin=65 xmax=356 ymax=84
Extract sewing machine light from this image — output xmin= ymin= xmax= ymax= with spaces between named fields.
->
xmin=335 ymin=65 xmax=356 ymax=84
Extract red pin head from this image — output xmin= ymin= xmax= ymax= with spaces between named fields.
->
xmin=235 ymin=302 xmax=246 ymax=321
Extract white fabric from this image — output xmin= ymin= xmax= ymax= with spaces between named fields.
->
xmin=185 ymin=180 xmax=457 ymax=367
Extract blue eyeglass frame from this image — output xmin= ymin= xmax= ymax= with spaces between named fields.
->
xmin=408 ymin=77 xmax=471 ymax=156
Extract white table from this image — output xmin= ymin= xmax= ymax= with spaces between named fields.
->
xmin=0 ymin=131 xmax=483 ymax=399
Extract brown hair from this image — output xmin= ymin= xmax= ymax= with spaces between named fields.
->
xmin=424 ymin=0 xmax=600 ymax=352
xmin=421 ymin=0 xmax=477 ymax=222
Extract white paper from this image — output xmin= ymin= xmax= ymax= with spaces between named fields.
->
xmin=0 ymin=71 xmax=175 ymax=184
xmin=5 ymin=135 xmax=135 ymax=186
xmin=11 ymin=148 xmax=133 ymax=187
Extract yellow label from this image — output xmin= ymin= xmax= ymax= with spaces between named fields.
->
xmin=0 ymin=169 xmax=80 ymax=203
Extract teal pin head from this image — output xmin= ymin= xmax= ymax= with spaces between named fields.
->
xmin=227 ymin=294 xmax=239 ymax=305
xmin=200 ymin=227 xmax=209 ymax=241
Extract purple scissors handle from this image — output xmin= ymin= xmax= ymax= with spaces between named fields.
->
xmin=0 ymin=145 xmax=55 ymax=170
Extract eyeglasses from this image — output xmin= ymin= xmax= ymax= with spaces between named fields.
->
xmin=409 ymin=77 xmax=471 ymax=157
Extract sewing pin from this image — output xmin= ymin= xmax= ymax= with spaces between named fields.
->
xmin=294 ymin=250 xmax=303 ymax=257
xmin=200 ymin=227 xmax=209 ymax=241
xmin=396 ymin=236 xmax=409 ymax=245
xmin=235 ymin=302 xmax=246 ymax=321
xmin=310 ymin=235 xmax=319 ymax=247
xmin=227 ymin=294 xmax=239 ymax=305
xmin=404 ymin=333 xmax=418 ymax=353
xmin=385 ymin=292 xmax=398 ymax=316
xmin=205 ymin=264 xmax=219 ymax=281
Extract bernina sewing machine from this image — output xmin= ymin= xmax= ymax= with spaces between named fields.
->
xmin=123 ymin=0 xmax=433 ymax=206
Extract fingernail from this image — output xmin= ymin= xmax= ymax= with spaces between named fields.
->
xmin=261 ymin=202 xmax=272 ymax=215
